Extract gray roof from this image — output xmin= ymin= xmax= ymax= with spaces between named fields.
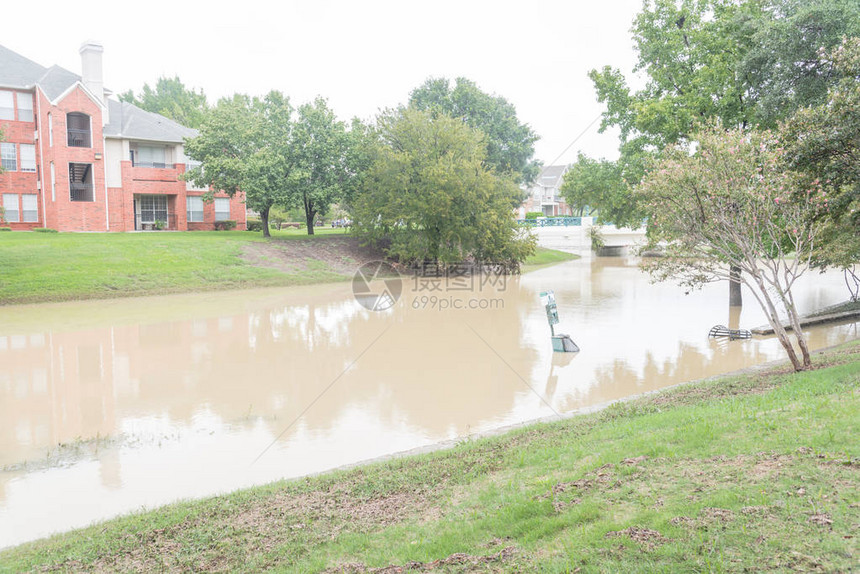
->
xmin=536 ymin=165 xmax=568 ymax=189
xmin=0 ymin=44 xmax=50 ymax=89
xmin=104 ymin=100 xmax=198 ymax=143
xmin=37 ymin=65 xmax=82 ymax=100
xmin=0 ymin=43 xmax=197 ymax=144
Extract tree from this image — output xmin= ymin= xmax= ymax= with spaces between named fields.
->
xmin=288 ymin=98 xmax=351 ymax=235
xmin=409 ymin=77 xmax=540 ymax=185
xmin=120 ymin=76 xmax=209 ymax=129
xmin=184 ymin=92 xmax=295 ymax=237
xmin=560 ymin=153 xmax=640 ymax=225
xmin=782 ymin=37 xmax=860 ymax=295
xmin=639 ymin=125 xmax=826 ymax=371
xmin=352 ymin=108 xmax=535 ymax=269
xmin=589 ymin=0 xmax=858 ymax=305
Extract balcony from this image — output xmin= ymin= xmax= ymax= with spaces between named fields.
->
xmin=67 ymin=128 xmax=92 ymax=148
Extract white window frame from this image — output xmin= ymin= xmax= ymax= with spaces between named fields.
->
xmin=214 ymin=198 xmax=230 ymax=221
xmin=0 ymin=91 xmax=13 ymax=121
xmin=20 ymin=144 xmax=36 ymax=172
xmin=21 ymin=194 xmax=37 ymax=223
xmin=50 ymin=162 xmax=56 ymax=201
xmin=186 ymin=196 xmax=204 ymax=222
xmin=48 ymin=113 xmax=53 ymax=147
xmin=3 ymin=194 xmax=19 ymax=223
xmin=16 ymin=92 xmax=33 ymax=122
xmin=1 ymin=143 xmax=17 ymax=171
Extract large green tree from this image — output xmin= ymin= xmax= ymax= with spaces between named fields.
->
xmin=288 ymin=98 xmax=351 ymax=235
xmin=559 ymin=153 xmax=638 ymax=225
xmin=184 ymin=92 xmax=295 ymax=237
xmin=782 ymin=37 xmax=860 ymax=298
xmin=120 ymin=76 xmax=209 ymax=129
xmin=352 ymin=108 xmax=535 ymax=269
xmin=409 ymin=77 xmax=540 ymax=185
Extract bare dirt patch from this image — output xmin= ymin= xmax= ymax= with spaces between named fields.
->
xmin=241 ymin=236 xmax=387 ymax=276
xmin=605 ymin=527 xmax=670 ymax=550
xmin=326 ymin=545 xmax=516 ymax=573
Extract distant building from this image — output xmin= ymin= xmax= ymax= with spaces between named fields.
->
xmin=519 ymin=164 xmax=573 ymax=218
xmin=0 ymin=42 xmax=245 ymax=231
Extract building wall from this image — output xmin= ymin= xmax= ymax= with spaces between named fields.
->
xmin=36 ymin=86 xmax=108 ymax=231
xmin=0 ymin=90 xmax=42 ymax=230
xmin=4 ymin=85 xmax=246 ymax=233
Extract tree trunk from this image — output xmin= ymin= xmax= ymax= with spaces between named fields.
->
xmin=260 ymin=206 xmax=271 ymax=238
xmin=305 ymin=207 xmax=315 ymax=235
xmin=729 ymin=265 xmax=742 ymax=307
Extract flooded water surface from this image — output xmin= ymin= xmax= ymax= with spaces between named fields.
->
xmin=1 ymin=257 xmax=857 ymax=547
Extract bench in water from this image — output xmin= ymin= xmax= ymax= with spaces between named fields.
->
xmin=708 ymin=325 xmax=752 ymax=340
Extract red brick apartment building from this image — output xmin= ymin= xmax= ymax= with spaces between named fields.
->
xmin=0 ymin=42 xmax=245 ymax=231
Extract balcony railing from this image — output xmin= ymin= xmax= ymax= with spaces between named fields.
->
xmin=518 ymin=217 xmax=583 ymax=227
xmin=70 ymin=183 xmax=94 ymax=202
xmin=67 ymin=129 xmax=92 ymax=148
xmin=132 ymin=161 xmax=178 ymax=169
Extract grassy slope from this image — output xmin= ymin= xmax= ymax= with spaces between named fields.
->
xmin=0 ymin=229 xmax=350 ymax=305
xmin=3 ymin=343 xmax=857 ymax=573
xmin=523 ymin=246 xmax=579 ymax=270
xmin=0 ymin=230 xmax=575 ymax=305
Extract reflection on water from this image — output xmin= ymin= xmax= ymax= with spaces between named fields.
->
xmin=1 ymin=257 xmax=857 ymax=547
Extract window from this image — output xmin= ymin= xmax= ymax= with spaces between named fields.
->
xmin=214 ymin=198 xmax=230 ymax=221
xmin=1 ymin=143 xmax=17 ymax=171
xmin=139 ymin=195 xmax=168 ymax=224
xmin=187 ymin=196 xmax=204 ymax=222
xmin=133 ymin=145 xmax=168 ymax=168
xmin=69 ymin=163 xmax=94 ymax=202
xmin=67 ymin=113 xmax=91 ymax=148
xmin=50 ymin=162 xmax=56 ymax=201
xmin=2 ymin=194 xmax=19 ymax=222
xmin=48 ymin=113 xmax=53 ymax=147
xmin=0 ymin=91 xmax=12 ymax=121
xmin=20 ymin=144 xmax=36 ymax=172
xmin=21 ymin=194 xmax=37 ymax=223
xmin=16 ymin=92 xmax=33 ymax=122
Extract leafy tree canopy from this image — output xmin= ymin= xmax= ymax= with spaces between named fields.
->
xmin=782 ymin=36 xmax=860 ymax=273
xmin=409 ymin=77 xmax=540 ymax=185
xmin=352 ymin=108 xmax=535 ymax=269
xmin=183 ymin=92 xmax=295 ymax=237
xmin=559 ymin=153 xmax=641 ymax=226
xmin=120 ymin=76 xmax=209 ymax=129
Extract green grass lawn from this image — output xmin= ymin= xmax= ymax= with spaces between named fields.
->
xmin=3 ymin=343 xmax=857 ymax=572
xmin=0 ymin=230 xmax=576 ymax=305
xmin=0 ymin=231 xmax=344 ymax=305
xmin=524 ymin=246 xmax=579 ymax=270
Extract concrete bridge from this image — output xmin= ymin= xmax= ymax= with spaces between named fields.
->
xmin=519 ymin=216 xmax=648 ymax=256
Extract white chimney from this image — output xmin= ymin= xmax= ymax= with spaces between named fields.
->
xmin=79 ymin=41 xmax=108 ymax=124
xmin=79 ymin=41 xmax=104 ymax=99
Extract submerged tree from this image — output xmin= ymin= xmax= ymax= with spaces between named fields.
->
xmin=352 ymin=108 xmax=535 ymax=269
xmin=639 ymin=126 xmax=826 ymax=371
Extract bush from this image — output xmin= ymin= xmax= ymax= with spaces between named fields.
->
xmin=32 ymin=227 xmax=58 ymax=233
xmin=214 ymin=220 xmax=237 ymax=231
xmin=0 ymin=227 xmax=11 ymax=232
xmin=246 ymin=219 xmax=263 ymax=232
xmin=524 ymin=211 xmax=544 ymax=220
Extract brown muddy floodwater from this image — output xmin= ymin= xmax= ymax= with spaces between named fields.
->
xmin=1 ymin=257 xmax=858 ymax=547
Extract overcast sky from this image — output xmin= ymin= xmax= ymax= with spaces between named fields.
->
xmin=3 ymin=0 xmax=644 ymax=165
